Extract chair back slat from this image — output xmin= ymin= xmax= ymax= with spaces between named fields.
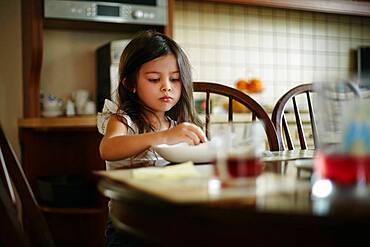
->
xmin=0 ymin=126 xmax=55 ymax=247
xmin=193 ymin=82 xmax=279 ymax=151
xmin=306 ymin=91 xmax=318 ymax=148
xmin=205 ymin=91 xmax=211 ymax=138
xmin=292 ymin=96 xmax=307 ymax=150
xmin=228 ymin=97 xmax=233 ymax=122
xmin=282 ymin=115 xmax=294 ymax=150
xmin=252 ymin=112 xmax=256 ymax=121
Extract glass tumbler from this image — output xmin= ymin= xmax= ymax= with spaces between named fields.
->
xmin=210 ymin=122 xmax=265 ymax=186
xmin=313 ymin=81 xmax=370 ymax=188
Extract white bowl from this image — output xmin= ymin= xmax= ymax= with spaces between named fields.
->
xmin=153 ymin=142 xmax=217 ymax=164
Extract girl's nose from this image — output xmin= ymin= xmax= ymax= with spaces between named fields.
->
xmin=161 ymin=80 xmax=172 ymax=92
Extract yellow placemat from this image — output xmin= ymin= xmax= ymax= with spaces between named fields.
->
xmin=95 ymin=161 xmax=202 ymax=182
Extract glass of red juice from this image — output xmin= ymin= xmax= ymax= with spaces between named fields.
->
xmin=226 ymin=155 xmax=263 ymax=178
xmin=210 ymin=121 xmax=266 ymax=182
xmin=211 ymin=155 xmax=263 ymax=183
xmin=314 ymin=151 xmax=370 ymax=184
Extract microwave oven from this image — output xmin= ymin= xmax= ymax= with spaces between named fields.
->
xmin=44 ymin=0 xmax=167 ymax=25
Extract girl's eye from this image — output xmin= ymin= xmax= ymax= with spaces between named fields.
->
xmin=170 ymin=78 xmax=180 ymax=82
xmin=148 ymin=78 xmax=160 ymax=82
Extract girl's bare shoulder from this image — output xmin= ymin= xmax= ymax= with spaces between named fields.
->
xmin=105 ymin=115 xmax=129 ymax=137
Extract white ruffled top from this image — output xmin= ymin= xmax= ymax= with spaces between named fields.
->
xmin=97 ymin=99 xmax=173 ymax=170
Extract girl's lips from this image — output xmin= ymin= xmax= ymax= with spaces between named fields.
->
xmin=159 ymin=96 xmax=172 ymax=102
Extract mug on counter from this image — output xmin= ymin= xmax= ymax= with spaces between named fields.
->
xmin=83 ymin=101 xmax=96 ymax=115
xmin=72 ymin=89 xmax=89 ymax=115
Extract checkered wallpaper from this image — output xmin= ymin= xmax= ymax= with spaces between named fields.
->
xmin=173 ymin=0 xmax=370 ymax=107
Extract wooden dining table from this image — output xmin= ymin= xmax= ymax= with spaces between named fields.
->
xmin=96 ymin=152 xmax=370 ymax=246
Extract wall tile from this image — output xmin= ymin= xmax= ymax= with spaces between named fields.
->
xmin=289 ymin=36 xmax=301 ymax=50
xmin=350 ymin=24 xmax=362 ymax=39
xmin=302 ymin=21 xmax=314 ymax=35
xmin=262 ymin=16 xmax=274 ymax=32
xmin=200 ymin=47 xmax=215 ymax=63
xmin=288 ymin=53 xmax=301 ymax=67
xmin=231 ymin=32 xmax=245 ymax=47
xmin=339 ymin=23 xmax=350 ymax=37
xmin=315 ymin=54 xmax=327 ymax=68
xmin=276 ymin=52 xmax=288 ymax=66
xmin=174 ymin=0 xmax=370 ymax=105
xmin=248 ymin=50 xmax=260 ymax=65
xmin=328 ymin=22 xmax=339 ymax=37
xmin=339 ymin=39 xmax=351 ymax=51
xmin=247 ymin=33 xmax=260 ymax=48
xmin=262 ymin=34 xmax=274 ymax=48
xmin=231 ymin=49 xmax=245 ymax=64
xmin=303 ymin=37 xmax=313 ymax=51
xmin=247 ymin=18 xmax=260 ymax=32
xmin=327 ymin=38 xmax=339 ymax=52
xmin=274 ymin=19 xmax=287 ymax=33
xmin=276 ymin=35 xmax=288 ymax=49
xmin=314 ymin=21 xmax=326 ymax=36
xmin=315 ymin=37 xmax=327 ymax=52
xmin=303 ymin=53 xmax=313 ymax=67
xmin=288 ymin=19 xmax=301 ymax=35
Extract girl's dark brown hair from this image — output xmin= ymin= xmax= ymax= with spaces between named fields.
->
xmin=116 ymin=30 xmax=202 ymax=133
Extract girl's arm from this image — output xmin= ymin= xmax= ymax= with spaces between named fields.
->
xmin=99 ymin=116 xmax=206 ymax=161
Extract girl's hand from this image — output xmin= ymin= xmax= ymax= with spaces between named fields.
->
xmin=163 ymin=122 xmax=207 ymax=145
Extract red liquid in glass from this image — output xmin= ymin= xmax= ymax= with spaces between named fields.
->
xmin=315 ymin=152 xmax=370 ymax=184
xmin=226 ymin=156 xmax=262 ymax=178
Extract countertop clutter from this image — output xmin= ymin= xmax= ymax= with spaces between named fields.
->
xmin=41 ymin=90 xmax=96 ymax=118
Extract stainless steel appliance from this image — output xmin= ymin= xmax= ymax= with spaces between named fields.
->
xmin=96 ymin=39 xmax=130 ymax=111
xmin=44 ymin=0 xmax=167 ymax=25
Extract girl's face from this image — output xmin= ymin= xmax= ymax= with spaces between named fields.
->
xmin=136 ymin=54 xmax=182 ymax=116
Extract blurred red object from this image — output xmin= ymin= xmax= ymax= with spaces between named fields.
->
xmin=314 ymin=152 xmax=370 ymax=184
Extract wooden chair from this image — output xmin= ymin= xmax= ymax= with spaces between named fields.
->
xmin=272 ymin=82 xmax=361 ymax=151
xmin=271 ymin=82 xmax=360 ymax=176
xmin=193 ymin=81 xmax=279 ymax=151
xmin=0 ymin=125 xmax=55 ymax=247
xmin=271 ymin=83 xmax=317 ymax=177
xmin=271 ymin=83 xmax=316 ymax=151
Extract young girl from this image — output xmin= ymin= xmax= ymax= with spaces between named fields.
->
xmin=97 ymin=30 xmax=206 ymax=246
xmin=98 ymin=30 xmax=206 ymax=169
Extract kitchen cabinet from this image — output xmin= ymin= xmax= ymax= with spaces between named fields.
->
xmin=18 ymin=117 xmax=106 ymax=246
xmin=199 ymin=0 xmax=370 ymax=16
xmin=20 ymin=1 xmax=174 ymax=246
xmin=21 ymin=0 xmax=174 ymax=118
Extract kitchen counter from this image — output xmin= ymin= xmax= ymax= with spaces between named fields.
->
xmin=18 ymin=116 xmax=97 ymax=128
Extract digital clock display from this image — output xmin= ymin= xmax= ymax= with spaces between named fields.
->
xmin=97 ymin=5 xmax=120 ymax=17
xmin=65 ymin=0 xmax=156 ymax=5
